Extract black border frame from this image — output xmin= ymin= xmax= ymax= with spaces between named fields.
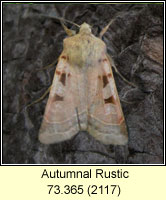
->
xmin=1 ymin=0 xmax=165 ymax=166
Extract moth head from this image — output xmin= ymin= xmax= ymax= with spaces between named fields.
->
xmin=79 ymin=23 xmax=92 ymax=34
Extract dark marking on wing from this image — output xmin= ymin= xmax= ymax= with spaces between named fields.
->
xmin=54 ymin=94 xmax=63 ymax=101
xmin=103 ymin=58 xmax=107 ymax=62
xmin=61 ymin=55 xmax=69 ymax=61
xmin=61 ymin=55 xmax=67 ymax=59
xmin=119 ymin=116 xmax=124 ymax=124
xmin=56 ymin=70 xmax=61 ymax=75
xmin=104 ymin=96 xmax=115 ymax=104
xmin=98 ymin=58 xmax=107 ymax=63
xmin=107 ymin=73 xmax=112 ymax=78
xmin=103 ymin=75 xmax=109 ymax=88
xmin=60 ymin=73 xmax=66 ymax=86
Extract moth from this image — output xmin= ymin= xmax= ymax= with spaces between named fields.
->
xmin=39 ymin=21 xmax=128 ymax=145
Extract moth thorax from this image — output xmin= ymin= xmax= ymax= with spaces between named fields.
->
xmin=79 ymin=23 xmax=92 ymax=34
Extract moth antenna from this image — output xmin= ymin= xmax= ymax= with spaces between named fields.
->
xmin=60 ymin=17 xmax=80 ymax=28
xmin=99 ymin=11 xmax=127 ymax=38
xmin=75 ymin=107 xmax=81 ymax=131
xmin=99 ymin=18 xmax=115 ymax=38
xmin=41 ymin=14 xmax=80 ymax=28
xmin=60 ymin=20 xmax=76 ymax=36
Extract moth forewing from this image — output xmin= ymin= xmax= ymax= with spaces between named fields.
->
xmin=39 ymin=22 xmax=128 ymax=145
xmin=39 ymin=56 xmax=87 ymax=144
xmin=87 ymin=55 xmax=128 ymax=145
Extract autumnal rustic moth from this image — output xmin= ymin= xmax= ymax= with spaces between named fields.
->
xmin=39 ymin=22 xmax=128 ymax=145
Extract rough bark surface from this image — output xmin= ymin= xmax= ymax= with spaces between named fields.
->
xmin=3 ymin=3 xmax=163 ymax=164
